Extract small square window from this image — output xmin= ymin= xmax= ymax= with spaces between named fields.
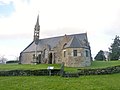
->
xmin=73 ymin=50 xmax=77 ymax=56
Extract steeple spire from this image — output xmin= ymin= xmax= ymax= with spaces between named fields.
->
xmin=36 ymin=14 xmax=39 ymax=26
xmin=34 ymin=14 xmax=40 ymax=44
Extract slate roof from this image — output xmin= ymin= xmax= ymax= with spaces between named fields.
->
xmin=22 ymin=33 xmax=89 ymax=53
xmin=64 ymin=36 xmax=82 ymax=48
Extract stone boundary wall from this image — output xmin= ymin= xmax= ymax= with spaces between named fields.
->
xmin=0 ymin=69 xmax=60 ymax=76
xmin=78 ymin=65 xmax=120 ymax=75
xmin=62 ymin=65 xmax=120 ymax=77
xmin=0 ymin=65 xmax=120 ymax=77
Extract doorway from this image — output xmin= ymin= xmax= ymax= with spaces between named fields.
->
xmin=37 ymin=54 xmax=41 ymax=64
xmin=48 ymin=53 xmax=52 ymax=64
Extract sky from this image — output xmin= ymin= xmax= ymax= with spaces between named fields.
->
xmin=0 ymin=0 xmax=120 ymax=60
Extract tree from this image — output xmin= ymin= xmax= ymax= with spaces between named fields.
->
xmin=94 ymin=50 xmax=106 ymax=61
xmin=109 ymin=35 xmax=120 ymax=60
xmin=0 ymin=56 xmax=7 ymax=64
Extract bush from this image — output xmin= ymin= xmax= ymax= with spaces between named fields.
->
xmin=6 ymin=60 xmax=19 ymax=64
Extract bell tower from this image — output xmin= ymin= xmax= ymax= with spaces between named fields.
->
xmin=33 ymin=15 xmax=40 ymax=64
xmin=34 ymin=14 xmax=40 ymax=44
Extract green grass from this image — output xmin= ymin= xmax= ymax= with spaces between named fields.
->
xmin=0 ymin=64 xmax=61 ymax=70
xmin=0 ymin=73 xmax=120 ymax=90
xmin=0 ymin=60 xmax=120 ymax=72
xmin=0 ymin=61 xmax=120 ymax=90
xmin=64 ymin=60 xmax=120 ymax=72
xmin=89 ymin=60 xmax=120 ymax=68
xmin=0 ymin=61 xmax=120 ymax=72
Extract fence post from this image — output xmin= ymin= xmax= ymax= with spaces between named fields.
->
xmin=60 ymin=62 xmax=64 ymax=76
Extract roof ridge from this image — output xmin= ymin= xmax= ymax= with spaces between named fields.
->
xmin=40 ymin=33 xmax=86 ymax=40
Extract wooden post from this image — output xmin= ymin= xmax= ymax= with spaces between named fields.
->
xmin=60 ymin=62 xmax=64 ymax=76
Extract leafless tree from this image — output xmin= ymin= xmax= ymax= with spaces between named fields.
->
xmin=0 ymin=55 xmax=7 ymax=64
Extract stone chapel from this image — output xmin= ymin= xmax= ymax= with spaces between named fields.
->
xmin=19 ymin=15 xmax=92 ymax=67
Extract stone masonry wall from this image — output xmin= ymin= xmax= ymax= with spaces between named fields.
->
xmin=62 ymin=48 xmax=91 ymax=67
xmin=20 ymin=52 xmax=34 ymax=64
xmin=53 ymin=35 xmax=71 ymax=64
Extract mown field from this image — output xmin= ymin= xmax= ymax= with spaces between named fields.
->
xmin=65 ymin=60 xmax=120 ymax=72
xmin=0 ymin=74 xmax=120 ymax=90
xmin=0 ymin=61 xmax=120 ymax=72
xmin=0 ymin=61 xmax=120 ymax=90
xmin=0 ymin=64 xmax=61 ymax=70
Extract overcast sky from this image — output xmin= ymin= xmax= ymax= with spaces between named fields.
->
xmin=0 ymin=0 xmax=120 ymax=60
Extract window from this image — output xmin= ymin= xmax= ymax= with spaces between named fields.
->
xmin=64 ymin=51 xmax=66 ymax=57
xmin=73 ymin=50 xmax=77 ymax=56
xmin=33 ymin=54 xmax=35 ymax=59
xmin=86 ymin=50 xmax=89 ymax=57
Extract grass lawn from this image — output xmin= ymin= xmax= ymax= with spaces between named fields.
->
xmin=0 ymin=73 xmax=120 ymax=90
xmin=65 ymin=60 xmax=120 ymax=72
xmin=0 ymin=64 xmax=61 ymax=70
xmin=0 ymin=61 xmax=120 ymax=72
xmin=89 ymin=60 xmax=120 ymax=68
xmin=0 ymin=61 xmax=120 ymax=90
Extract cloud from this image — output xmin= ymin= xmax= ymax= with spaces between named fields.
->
xmin=0 ymin=0 xmax=34 ymax=59
xmin=0 ymin=0 xmax=12 ymax=5
xmin=0 ymin=33 xmax=32 ymax=40
xmin=0 ymin=0 xmax=120 ymax=59
xmin=0 ymin=1 xmax=15 ymax=17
